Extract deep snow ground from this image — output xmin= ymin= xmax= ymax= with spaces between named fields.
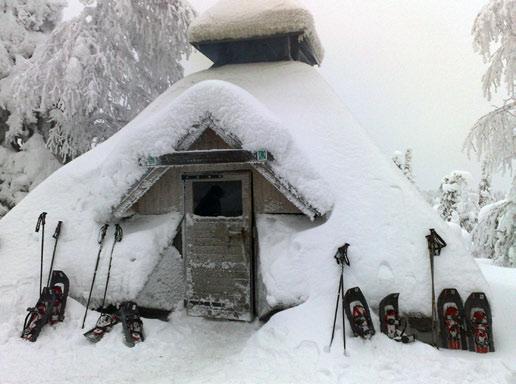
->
xmin=0 ymin=260 xmax=514 ymax=384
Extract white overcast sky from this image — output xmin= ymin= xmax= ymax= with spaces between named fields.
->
xmin=64 ymin=0 xmax=511 ymax=192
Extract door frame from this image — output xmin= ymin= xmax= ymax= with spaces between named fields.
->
xmin=181 ymin=170 xmax=255 ymax=321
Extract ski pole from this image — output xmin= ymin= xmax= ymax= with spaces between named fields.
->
xmin=426 ymin=229 xmax=446 ymax=349
xmin=81 ymin=224 xmax=109 ymax=329
xmin=329 ymin=243 xmax=350 ymax=354
xmin=46 ymin=221 xmax=63 ymax=288
xmin=100 ymin=224 xmax=123 ymax=310
xmin=35 ymin=212 xmax=47 ymax=295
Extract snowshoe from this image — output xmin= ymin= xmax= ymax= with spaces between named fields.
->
xmin=48 ymin=271 xmax=69 ymax=324
xmin=464 ymin=292 xmax=494 ymax=353
xmin=21 ymin=287 xmax=54 ymax=342
xmin=437 ymin=288 xmax=467 ymax=350
xmin=119 ymin=301 xmax=144 ymax=347
xmin=21 ymin=271 xmax=69 ymax=341
xmin=344 ymin=287 xmax=375 ymax=339
xmin=83 ymin=313 xmax=120 ymax=343
xmin=379 ymin=293 xmax=415 ymax=343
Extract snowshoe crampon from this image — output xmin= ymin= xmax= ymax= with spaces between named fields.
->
xmin=21 ymin=271 xmax=69 ymax=342
xmin=464 ymin=292 xmax=494 ymax=353
xmin=437 ymin=288 xmax=467 ymax=350
xmin=379 ymin=293 xmax=415 ymax=343
xmin=119 ymin=301 xmax=144 ymax=347
xmin=83 ymin=313 xmax=120 ymax=343
xmin=344 ymin=287 xmax=375 ymax=339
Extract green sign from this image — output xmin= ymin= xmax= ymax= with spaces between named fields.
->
xmin=256 ymin=149 xmax=268 ymax=162
xmin=147 ymin=156 xmax=159 ymax=166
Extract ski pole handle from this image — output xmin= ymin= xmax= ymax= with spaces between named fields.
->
xmin=35 ymin=212 xmax=47 ymax=232
xmin=53 ymin=221 xmax=63 ymax=239
xmin=335 ymin=243 xmax=350 ymax=266
xmin=98 ymin=224 xmax=109 ymax=244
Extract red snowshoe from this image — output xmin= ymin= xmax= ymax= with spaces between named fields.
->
xmin=379 ymin=293 xmax=415 ymax=343
xmin=344 ymin=287 xmax=375 ymax=339
xmin=119 ymin=301 xmax=145 ymax=347
xmin=465 ymin=292 xmax=494 ymax=353
xmin=84 ymin=313 xmax=120 ymax=343
xmin=21 ymin=271 xmax=69 ymax=342
xmin=437 ymin=289 xmax=467 ymax=350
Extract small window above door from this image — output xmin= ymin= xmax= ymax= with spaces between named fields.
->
xmin=193 ymin=180 xmax=243 ymax=217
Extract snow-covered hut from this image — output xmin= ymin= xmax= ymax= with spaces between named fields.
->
xmin=0 ymin=0 xmax=487 ymax=335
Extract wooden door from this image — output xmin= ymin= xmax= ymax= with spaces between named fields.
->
xmin=183 ymin=171 xmax=253 ymax=321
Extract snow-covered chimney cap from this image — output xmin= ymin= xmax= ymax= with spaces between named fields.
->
xmin=189 ymin=0 xmax=324 ymax=65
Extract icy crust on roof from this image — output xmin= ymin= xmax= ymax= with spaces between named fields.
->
xmin=188 ymin=0 xmax=324 ymax=62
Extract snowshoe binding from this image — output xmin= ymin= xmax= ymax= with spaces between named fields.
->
xmin=464 ymin=292 xmax=494 ymax=353
xmin=119 ymin=301 xmax=144 ymax=347
xmin=344 ymin=287 xmax=375 ymax=339
xmin=21 ymin=271 xmax=69 ymax=342
xmin=379 ymin=293 xmax=415 ymax=343
xmin=437 ymin=288 xmax=467 ymax=350
xmin=84 ymin=312 xmax=120 ymax=343
xmin=21 ymin=288 xmax=54 ymax=342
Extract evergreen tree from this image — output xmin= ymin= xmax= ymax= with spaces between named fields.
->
xmin=0 ymin=0 xmax=65 ymax=80
xmin=464 ymin=0 xmax=515 ymax=174
xmin=466 ymin=0 xmax=515 ymax=267
xmin=472 ymin=186 xmax=515 ymax=267
xmin=478 ymin=161 xmax=494 ymax=208
xmin=392 ymin=150 xmax=403 ymax=170
xmin=1 ymin=0 xmax=195 ymax=161
xmin=403 ymin=148 xmax=415 ymax=184
xmin=438 ymin=171 xmax=479 ymax=232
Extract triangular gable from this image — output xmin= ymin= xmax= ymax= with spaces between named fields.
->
xmin=112 ymin=114 xmax=324 ymax=219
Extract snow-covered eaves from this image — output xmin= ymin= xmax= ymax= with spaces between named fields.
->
xmin=188 ymin=0 xmax=324 ymax=64
xmin=113 ymin=118 xmax=327 ymax=220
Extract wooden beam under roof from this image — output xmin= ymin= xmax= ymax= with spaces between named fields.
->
xmin=144 ymin=149 xmax=275 ymax=167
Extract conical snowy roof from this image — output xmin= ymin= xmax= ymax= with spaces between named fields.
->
xmin=0 ymin=61 xmax=486 ymax=317
xmin=188 ymin=0 xmax=324 ymax=63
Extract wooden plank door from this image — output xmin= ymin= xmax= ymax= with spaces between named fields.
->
xmin=183 ymin=171 xmax=253 ymax=321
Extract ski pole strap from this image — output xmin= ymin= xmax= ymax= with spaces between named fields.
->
xmin=53 ymin=221 xmax=63 ymax=239
xmin=335 ymin=243 xmax=350 ymax=266
xmin=35 ymin=212 xmax=47 ymax=232
xmin=426 ymin=229 xmax=447 ymax=256
xmin=98 ymin=224 xmax=109 ymax=244
xmin=114 ymin=224 xmax=123 ymax=243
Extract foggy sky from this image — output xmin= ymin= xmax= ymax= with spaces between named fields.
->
xmin=65 ymin=0 xmax=512 ymax=192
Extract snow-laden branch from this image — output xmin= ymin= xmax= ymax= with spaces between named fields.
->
xmin=463 ymin=100 xmax=515 ymax=174
xmin=1 ymin=0 xmax=194 ymax=160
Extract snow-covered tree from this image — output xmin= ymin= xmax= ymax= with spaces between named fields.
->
xmin=392 ymin=150 xmax=403 ymax=170
xmin=1 ymin=0 xmax=195 ymax=160
xmin=403 ymin=148 xmax=415 ymax=184
xmin=0 ymin=0 xmax=66 ymax=80
xmin=464 ymin=0 xmax=515 ymax=266
xmin=478 ymin=161 xmax=494 ymax=207
xmin=472 ymin=185 xmax=515 ymax=266
xmin=438 ymin=171 xmax=479 ymax=232
xmin=464 ymin=0 xmax=515 ymax=174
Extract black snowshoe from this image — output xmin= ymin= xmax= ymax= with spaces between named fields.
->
xmin=48 ymin=271 xmax=69 ymax=323
xmin=464 ymin=292 xmax=494 ymax=353
xmin=83 ymin=312 xmax=120 ymax=343
xmin=379 ymin=293 xmax=415 ymax=343
xmin=437 ymin=288 xmax=467 ymax=350
xmin=119 ymin=301 xmax=144 ymax=347
xmin=21 ymin=271 xmax=69 ymax=342
xmin=344 ymin=287 xmax=375 ymax=339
